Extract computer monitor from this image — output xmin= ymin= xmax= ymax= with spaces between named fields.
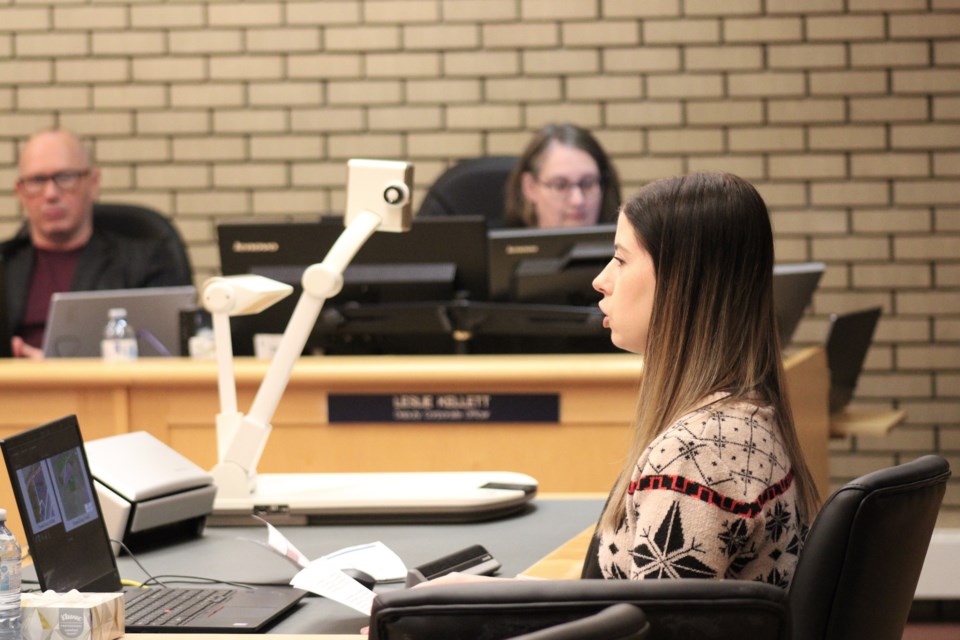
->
xmin=773 ymin=262 xmax=826 ymax=347
xmin=482 ymin=236 xmax=821 ymax=353
xmin=487 ymin=224 xmax=615 ymax=306
xmin=218 ymin=216 xmax=489 ymax=355
xmin=473 ymin=224 xmax=616 ymax=354
xmin=825 ymin=306 xmax=882 ymax=414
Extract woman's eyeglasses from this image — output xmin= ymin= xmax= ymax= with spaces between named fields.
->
xmin=17 ymin=170 xmax=91 ymax=196
xmin=537 ymin=175 xmax=602 ymax=199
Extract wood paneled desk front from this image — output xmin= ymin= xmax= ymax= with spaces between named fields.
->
xmin=0 ymin=348 xmax=829 ymax=545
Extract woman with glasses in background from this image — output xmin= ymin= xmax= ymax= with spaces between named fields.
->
xmin=504 ymin=123 xmax=621 ymax=228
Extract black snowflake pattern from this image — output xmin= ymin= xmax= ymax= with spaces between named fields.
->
xmin=605 ymin=561 xmax=629 ymax=579
xmin=718 ymin=517 xmax=752 ymax=557
xmin=765 ymin=501 xmax=792 ymax=542
xmin=726 ymin=542 xmax=759 ymax=578
xmin=759 ymin=567 xmax=790 ymax=589
xmin=630 ymin=501 xmax=718 ymax=579
xmin=785 ymin=532 xmax=804 ymax=558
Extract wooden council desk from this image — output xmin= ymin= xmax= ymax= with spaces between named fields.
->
xmin=0 ymin=348 xmax=829 ymax=545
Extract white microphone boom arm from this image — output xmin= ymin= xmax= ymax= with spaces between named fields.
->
xmin=247 ymin=209 xmax=381 ymax=428
xmin=206 ymin=159 xmax=413 ymax=499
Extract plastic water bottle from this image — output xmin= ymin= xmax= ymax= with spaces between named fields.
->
xmin=0 ymin=509 xmax=21 ymax=640
xmin=101 ymin=307 xmax=139 ymax=361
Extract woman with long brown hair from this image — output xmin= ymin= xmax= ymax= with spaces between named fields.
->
xmin=421 ymin=173 xmax=818 ymax=590
xmin=587 ymin=172 xmax=819 ymax=586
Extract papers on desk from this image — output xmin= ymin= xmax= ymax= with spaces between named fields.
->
xmin=291 ymin=557 xmax=377 ymax=615
xmin=290 ymin=557 xmax=376 ymax=615
xmin=255 ymin=517 xmax=406 ymax=615
xmin=264 ymin=518 xmax=311 ymax=567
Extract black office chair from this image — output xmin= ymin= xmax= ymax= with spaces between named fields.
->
xmin=11 ymin=202 xmax=192 ymax=284
xmin=416 ymin=156 xmax=519 ymax=227
xmin=789 ymin=454 xmax=949 ymax=640
xmin=369 ymin=579 xmax=788 ymax=640
xmin=91 ymin=202 xmax=192 ymax=284
xmin=368 ymin=455 xmax=950 ymax=640
xmin=510 ymin=603 xmax=650 ymax=640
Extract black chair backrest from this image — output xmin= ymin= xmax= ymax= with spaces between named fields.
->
xmin=416 ymin=156 xmax=519 ymax=226
xmin=369 ymin=578 xmax=789 ymax=640
xmin=509 ymin=603 xmax=650 ymax=640
xmin=789 ymin=454 xmax=950 ymax=640
xmin=92 ymin=202 xmax=192 ymax=283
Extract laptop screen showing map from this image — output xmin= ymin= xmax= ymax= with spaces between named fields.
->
xmin=0 ymin=415 xmax=306 ymax=633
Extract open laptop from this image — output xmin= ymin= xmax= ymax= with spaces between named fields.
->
xmin=825 ymin=306 xmax=882 ymax=414
xmin=43 ymin=286 xmax=197 ymax=358
xmin=1 ymin=415 xmax=305 ymax=633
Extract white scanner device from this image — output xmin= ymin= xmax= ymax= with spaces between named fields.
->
xmin=84 ymin=431 xmax=216 ymax=554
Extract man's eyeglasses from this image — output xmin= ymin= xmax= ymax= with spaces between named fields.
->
xmin=537 ymin=175 xmax=602 ymax=199
xmin=17 ymin=170 xmax=91 ymax=196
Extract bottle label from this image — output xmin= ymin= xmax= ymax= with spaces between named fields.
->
xmin=0 ymin=558 xmax=20 ymax=591
xmin=101 ymin=338 xmax=139 ymax=361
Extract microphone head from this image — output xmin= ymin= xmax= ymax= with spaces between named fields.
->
xmin=345 ymin=159 xmax=414 ymax=233
xmin=201 ymin=275 xmax=293 ymax=316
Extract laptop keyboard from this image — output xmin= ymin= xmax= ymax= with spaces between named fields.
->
xmin=124 ymin=587 xmax=237 ymax=627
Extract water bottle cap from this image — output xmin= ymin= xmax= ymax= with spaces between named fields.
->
xmin=0 ymin=507 xmax=5 ymax=521
xmin=108 ymin=308 xmax=127 ymax=319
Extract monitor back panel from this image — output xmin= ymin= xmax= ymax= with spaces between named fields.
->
xmin=772 ymin=262 xmax=825 ymax=347
xmin=825 ymin=306 xmax=882 ymax=413
xmin=487 ymin=224 xmax=615 ymax=306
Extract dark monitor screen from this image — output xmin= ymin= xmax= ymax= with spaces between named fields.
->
xmin=479 ymin=224 xmax=616 ymax=354
xmin=825 ymin=306 xmax=881 ymax=413
xmin=773 ymin=262 xmax=826 ymax=347
xmin=487 ymin=224 xmax=615 ymax=306
xmin=218 ymin=216 xmax=489 ymax=355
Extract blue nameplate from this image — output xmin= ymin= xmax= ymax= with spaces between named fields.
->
xmin=327 ymin=393 xmax=560 ymax=423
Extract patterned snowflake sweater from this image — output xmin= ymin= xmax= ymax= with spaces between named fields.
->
xmin=597 ymin=394 xmax=809 ymax=587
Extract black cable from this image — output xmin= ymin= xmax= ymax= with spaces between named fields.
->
xmin=138 ymin=575 xmax=254 ymax=590
xmin=111 ymin=539 xmax=253 ymax=590
xmin=112 ymin=539 xmax=162 ymax=587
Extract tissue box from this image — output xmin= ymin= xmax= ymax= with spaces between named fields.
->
xmin=22 ymin=591 xmax=124 ymax=640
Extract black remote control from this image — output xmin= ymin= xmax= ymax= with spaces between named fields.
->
xmin=404 ymin=544 xmax=501 ymax=587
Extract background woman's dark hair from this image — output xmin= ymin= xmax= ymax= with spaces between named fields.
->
xmin=504 ymin=123 xmax=621 ymax=227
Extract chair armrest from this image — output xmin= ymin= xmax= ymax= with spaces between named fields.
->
xmin=511 ymin=603 xmax=650 ymax=640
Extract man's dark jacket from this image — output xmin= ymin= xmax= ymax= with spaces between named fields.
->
xmin=1 ymin=222 xmax=193 ymax=346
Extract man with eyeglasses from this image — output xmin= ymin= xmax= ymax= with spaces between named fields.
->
xmin=1 ymin=129 xmax=190 ymax=358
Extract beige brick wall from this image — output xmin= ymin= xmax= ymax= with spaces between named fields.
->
xmin=2 ymin=0 xmax=959 ymax=515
